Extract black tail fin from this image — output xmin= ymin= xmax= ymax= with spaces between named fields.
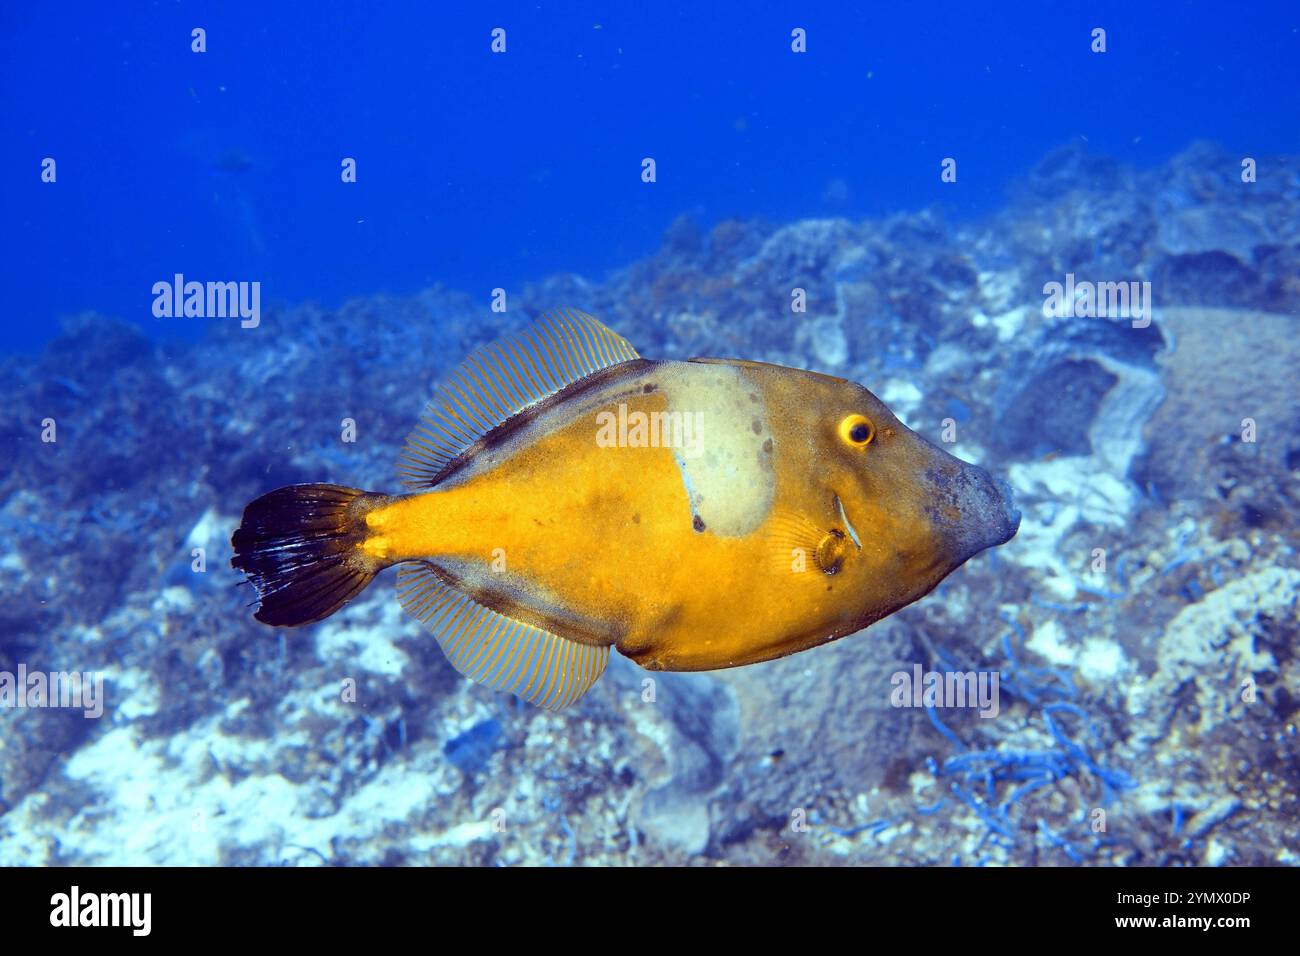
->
xmin=231 ymin=483 xmax=389 ymax=627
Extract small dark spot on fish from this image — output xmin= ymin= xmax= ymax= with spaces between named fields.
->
xmin=643 ymin=383 xmax=656 ymax=393
xmin=751 ymin=419 xmax=762 ymax=435
xmin=763 ymin=438 xmax=773 ymax=453
xmin=632 ymin=513 xmax=641 ymax=524
xmin=692 ymin=515 xmax=706 ymax=532
xmin=749 ymin=392 xmax=759 ymax=403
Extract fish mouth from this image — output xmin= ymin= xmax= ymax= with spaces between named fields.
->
xmin=994 ymin=477 xmax=1022 ymax=541
xmin=833 ymin=493 xmax=864 ymax=550
xmin=954 ymin=468 xmax=1021 ymax=559
xmin=924 ymin=460 xmax=1021 ymax=564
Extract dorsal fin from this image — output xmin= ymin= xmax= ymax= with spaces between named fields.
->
xmin=398 ymin=309 xmax=640 ymax=488
xmin=396 ymin=561 xmax=610 ymax=710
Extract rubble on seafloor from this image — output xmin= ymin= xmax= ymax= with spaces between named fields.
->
xmin=0 ymin=142 xmax=1296 ymax=865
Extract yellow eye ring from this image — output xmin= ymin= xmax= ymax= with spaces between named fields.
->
xmin=838 ymin=414 xmax=875 ymax=447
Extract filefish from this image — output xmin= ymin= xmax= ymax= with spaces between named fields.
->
xmin=231 ymin=310 xmax=1020 ymax=709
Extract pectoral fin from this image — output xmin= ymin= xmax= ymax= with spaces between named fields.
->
xmin=765 ymin=507 xmax=849 ymax=576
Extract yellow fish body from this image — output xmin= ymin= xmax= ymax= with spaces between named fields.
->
xmin=232 ymin=310 xmax=1019 ymax=709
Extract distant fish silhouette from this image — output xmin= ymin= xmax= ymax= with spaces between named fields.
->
xmin=212 ymin=148 xmax=255 ymax=175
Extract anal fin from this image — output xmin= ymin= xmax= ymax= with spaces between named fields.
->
xmin=397 ymin=562 xmax=609 ymax=710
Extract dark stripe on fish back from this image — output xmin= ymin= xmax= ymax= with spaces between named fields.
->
xmin=426 ymin=358 xmax=656 ymax=487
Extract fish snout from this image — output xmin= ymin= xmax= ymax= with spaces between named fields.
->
xmin=990 ymin=475 xmax=1022 ymax=544
xmin=925 ymin=458 xmax=1021 ymax=565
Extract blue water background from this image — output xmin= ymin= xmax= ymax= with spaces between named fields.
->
xmin=3 ymin=1 xmax=1298 ymax=353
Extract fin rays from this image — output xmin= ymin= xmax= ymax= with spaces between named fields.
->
xmin=398 ymin=309 xmax=640 ymax=488
xmin=396 ymin=562 xmax=609 ymax=710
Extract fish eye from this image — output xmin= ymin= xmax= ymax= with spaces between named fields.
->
xmin=838 ymin=414 xmax=875 ymax=447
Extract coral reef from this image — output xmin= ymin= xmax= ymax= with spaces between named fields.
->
xmin=1 ymin=142 xmax=1296 ymax=865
